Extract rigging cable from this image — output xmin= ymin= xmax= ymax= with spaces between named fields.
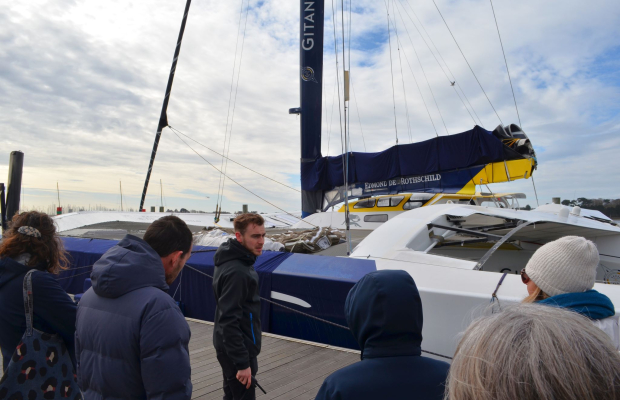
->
xmin=169 ymin=126 xmax=300 ymax=193
xmin=488 ymin=0 xmax=522 ymax=127
xmin=349 ymin=75 xmax=367 ymax=151
xmin=392 ymin=6 xmax=448 ymax=135
xmin=331 ymin=0 xmax=345 ymax=158
xmin=392 ymin=7 xmax=447 ymax=135
xmin=218 ymin=0 xmax=251 ymax=220
xmin=171 ymin=129 xmax=318 ymax=227
xmin=392 ymin=30 xmax=438 ymax=137
xmin=384 ymin=0 xmax=399 ymax=144
xmin=397 ymin=0 xmax=478 ymax=127
xmin=431 ymin=0 xmax=504 ymax=126
xmin=531 ymin=174 xmax=540 ymax=208
xmin=391 ymin=0 xmax=413 ymax=142
xmin=215 ymin=0 xmax=247 ymax=220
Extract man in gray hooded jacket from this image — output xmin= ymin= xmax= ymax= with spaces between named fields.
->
xmin=75 ymin=216 xmax=193 ymax=400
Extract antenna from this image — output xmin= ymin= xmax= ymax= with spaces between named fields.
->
xmin=160 ymin=179 xmax=164 ymax=209
xmin=56 ymin=182 xmax=61 ymax=215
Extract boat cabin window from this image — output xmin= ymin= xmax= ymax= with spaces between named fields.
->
xmin=354 ymin=198 xmax=376 ymax=209
xmin=364 ymin=214 xmax=388 ymax=223
xmin=403 ymin=201 xmax=424 ymax=210
xmin=378 ymin=196 xmax=404 ymax=207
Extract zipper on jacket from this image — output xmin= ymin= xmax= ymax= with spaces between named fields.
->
xmin=250 ymin=313 xmax=256 ymax=344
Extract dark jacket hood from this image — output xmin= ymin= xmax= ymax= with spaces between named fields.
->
xmin=0 ymin=256 xmax=42 ymax=289
xmin=345 ymin=270 xmax=423 ymax=360
xmin=91 ymin=234 xmax=167 ymax=298
xmin=214 ymin=238 xmax=257 ymax=267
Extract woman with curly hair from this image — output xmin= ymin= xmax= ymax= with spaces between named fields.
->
xmin=0 ymin=211 xmax=77 ymax=370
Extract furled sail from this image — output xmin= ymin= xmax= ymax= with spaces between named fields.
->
xmin=301 ymin=124 xmax=537 ymax=211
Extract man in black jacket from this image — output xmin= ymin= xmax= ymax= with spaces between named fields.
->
xmin=213 ymin=213 xmax=265 ymax=400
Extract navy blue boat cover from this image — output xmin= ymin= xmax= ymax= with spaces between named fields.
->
xmin=301 ymin=125 xmax=507 ymax=192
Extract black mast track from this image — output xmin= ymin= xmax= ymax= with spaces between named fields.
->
xmin=139 ymin=0 xmax=192 ymax=212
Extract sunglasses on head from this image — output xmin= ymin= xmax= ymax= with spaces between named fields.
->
xmin=520 ymin=269 xmax=530 ymax=284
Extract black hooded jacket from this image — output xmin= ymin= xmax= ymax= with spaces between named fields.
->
xmin=315 ymin=270 xmax=449 ymax=400
xmin=212 ymin=238 xmax=261 ymax=370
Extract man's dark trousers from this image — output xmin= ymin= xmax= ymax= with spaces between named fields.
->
xmin=217 ymin=352 xmax=258 ymax=400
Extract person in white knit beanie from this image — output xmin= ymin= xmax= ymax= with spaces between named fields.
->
xmin=521 ymin=236 xmax=619 ymax=349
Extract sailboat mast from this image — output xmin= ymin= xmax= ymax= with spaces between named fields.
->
xmin=290 ymin=0 xmax=325 ymax=218
xmin=139 ymin=0 xmax=192 ymax=212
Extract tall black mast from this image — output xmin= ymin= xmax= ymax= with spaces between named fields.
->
xmin=139 ymin=0 xmax=192 ymax=212
xmin=290 ymin=0 xmax=325 ymax=217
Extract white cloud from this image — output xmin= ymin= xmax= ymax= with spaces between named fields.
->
xmin=1 ymin=0 xmax=619 ymax=214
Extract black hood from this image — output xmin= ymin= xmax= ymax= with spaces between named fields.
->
xmin=214 ymin=238 xmax=256 ymax=267
xmin=345 ymin=270 xmax=423 ymax=359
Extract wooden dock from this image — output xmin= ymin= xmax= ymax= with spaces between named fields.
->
xmin=1 ymin=319 xmax=360 ymax=399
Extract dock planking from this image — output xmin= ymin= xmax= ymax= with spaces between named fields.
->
xmin=0 ymin=319 xmax=360 ymax=399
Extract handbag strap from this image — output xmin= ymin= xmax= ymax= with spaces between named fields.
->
xmin=22 ymin=269 xmax=36 ymax=337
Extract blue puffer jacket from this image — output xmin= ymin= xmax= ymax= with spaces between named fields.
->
xmin=76 ymin=235 xmax=192 ymax=400
xmin=315 ymin=270 xmax=449 ymax=400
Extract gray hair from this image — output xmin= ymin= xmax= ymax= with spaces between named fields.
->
xmin=445 ymin=303 xmax=620 ymax=400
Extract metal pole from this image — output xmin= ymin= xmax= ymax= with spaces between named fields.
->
xmin=0 ymin=183 xmax=7 ymax=231
xmin=57 ymin=182 xmax=61 ymax=212
xmin=139 ymin=0 xmax=192 ymax=211
xmin=120 ymin=181 xmax=123 ymax=212
xmin=6 ymin=151 xmax=24 ymax=222
xmin=160 ymin=179 xmax=164 ymax=208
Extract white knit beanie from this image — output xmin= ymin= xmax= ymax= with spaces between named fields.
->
xmin=525 ymin=236 xmax=599 ymax=297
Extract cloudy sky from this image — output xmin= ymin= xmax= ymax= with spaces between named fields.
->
xmin=1 ymin=0 xmax=619 ymax=214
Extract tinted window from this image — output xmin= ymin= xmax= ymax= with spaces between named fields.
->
xmin=403 ymin=201 xmax=424 ymax=210
xmin=364 ymin=214 xmax=388 ymax=223
xmin=390 ymin=196 xmax=404 ymax=207
xmin=377 ymin=198 xmax=390 ymax=207
xmin=353 ymin=199 xmax=375 ymax=209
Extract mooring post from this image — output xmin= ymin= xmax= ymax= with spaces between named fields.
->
xmin=0 ymin=183 xmax=7 ymax=231
xmin=6 ymin=151 xmax=24 ymax=223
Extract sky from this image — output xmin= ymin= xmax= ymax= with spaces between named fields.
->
xmin=1 ymin=0 xmax=619 ymax=214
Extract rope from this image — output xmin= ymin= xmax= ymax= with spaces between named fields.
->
xmin=391 ymin=13 xmax=438 ymax=137
xmin=391 ymin=1 xmax=413 ymax=143
xmin=59 ymin=264 xmax=94 ymax=272
xmin=384 ymin=0 xmax=399 ymax=144
xmin=331 ymin=0 xmax=345 ymax=160
xmin=169 ymin=127 xmax=300 ymax=193
xmin=56 ymin=269 xmax=92 ymax=280
xmin=216 ymin=0 xmax=247 ymax=219
xmin=349 ymin=75 xmax=367 ymax=151
xmin=531 ymin=174 xmax=540 ymax=207
xmin=395 ymin=1 xmax=477 ymax=127
xmin=171 ymin=129 xmax=318 ymax=227
xmin=183 ymin=264 xmax=453 ymax=360
xmin=402 ymin=0 xmax=483 ymax=127
xmin=391 ymin=9 xmax=448 ymax=135
xmin=432 ymin=0 xmax=503 ymax=126
xmin=489 ymin=0 xmax=522 ymax=127
xmin=218 ymin=1 xmax=251 ymax=218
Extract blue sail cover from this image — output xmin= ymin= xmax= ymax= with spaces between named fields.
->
xmin=301 ymin=126 xmax=507 ymax=194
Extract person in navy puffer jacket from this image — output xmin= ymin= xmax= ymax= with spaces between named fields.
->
xmin=315 ymin=270 xmax=449 ymax=400
xmin=75 ymin=216 xmax=193 ymax=400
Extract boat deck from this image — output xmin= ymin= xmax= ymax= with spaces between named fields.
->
xmin=0 ymin=319 xmax=360 ymax=399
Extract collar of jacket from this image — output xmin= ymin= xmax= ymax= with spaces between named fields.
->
xmin=538 ymin=289 xmax=616 ymax=320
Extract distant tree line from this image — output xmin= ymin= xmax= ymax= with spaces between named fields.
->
xmin=561 ymin=198 xmax=620 ymax=218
